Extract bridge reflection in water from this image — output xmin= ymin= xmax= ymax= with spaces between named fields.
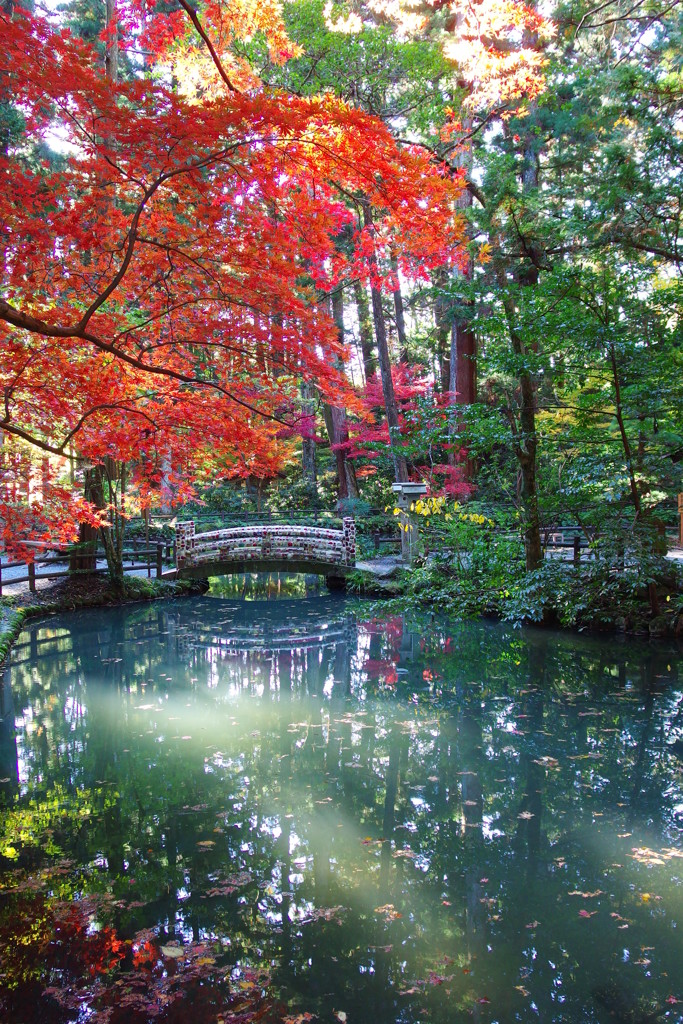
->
xmin=3 ymin=598 xmax=683 ymax=1024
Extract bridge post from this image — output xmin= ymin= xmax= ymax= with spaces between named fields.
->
xmin=342 ymin=517 xmax=356 ymax=565
xmin=175 ymin=521 xmax=195 ymax=567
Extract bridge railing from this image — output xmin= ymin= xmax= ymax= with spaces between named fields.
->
xmin=175 ymin=518 xmax=356 ymax=569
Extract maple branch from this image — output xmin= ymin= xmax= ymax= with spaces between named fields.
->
xmin=75 ymin=143 xmax=249 ymax=331
xmin=175 ymin=0 xmax=239 ymax=93
xmin=59 ymin=403 xmax=162 ymax=449
xmin=0 ymin=421 xmax=74 ymax=457
xmin=0 ymin=298 xmax=302 ymax=428
xmin=0 ymin=398 xmax=161 ymax=456
xmin=394 ymin=135 xmax=487 ymax=207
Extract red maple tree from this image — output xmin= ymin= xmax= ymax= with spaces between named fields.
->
xmin=0 ymin=0 xmax=465 ymax=554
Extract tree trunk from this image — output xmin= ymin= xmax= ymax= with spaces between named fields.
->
xmin=103 ymin=458 xmax=126 ymax=584
xmin=0 ymin=0 xmax=15 ymax=286
xmin=390 ymin=249 xmax=408 ymax=363
xmin=434 ymin=266 xmax=452 ymax=393
xmin=608 ymin=340 xmax=660 ymax=616
xmin=353 ymin=278 xmax=376 ymax=382
xmin=499 ymin=284 xmax=543 ymax=571
xmin=322 ymin=288 xmax=359 ymax=501
xmin=494 ymin=109 xmax=543 ymax=572
xmin=70 ymin=467 xmax=104 ymax=572
xmin=300 ymin=379 xmax=317 ymax=489
xmin=104 ymin=0 xmax=119 ymax=83
xmin=447 ymin=129 xmax=476 ymax=476
xmin=362 ymin=201 xmax=408 ymax=483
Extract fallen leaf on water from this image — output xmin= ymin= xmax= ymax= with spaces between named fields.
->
xmin=374 ymin=904 xmax=402 ymax=920
xmin=161 ymin=944 xmax=185 ymax=959
xmin=197 ymin=840 xmax=215 ymax=849
xmin=525 ymin=921 xmax=540 ymax=929
xmin=518 ymin=811 xmax=535 ymax=820
xmin=579 ymin=910 xmax=597 ymax=918
xmin=568 ymin=890 xmax=604 ymax=898
xmin=334 ymin=1013 xmax=347 ymax=1023
xmin=515 ymin=986 xmax=530 ymax=997
xmin=534 ymin=756 xmax=559 ymax=769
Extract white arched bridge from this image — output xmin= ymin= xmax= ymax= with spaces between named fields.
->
xmin=175 ymin=518 xmax=356 ymax=579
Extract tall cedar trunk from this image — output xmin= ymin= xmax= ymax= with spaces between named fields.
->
xmin=447 ymin=126 xmax=476 ymax=475
xmin=520 ymin=128 xmax=542 ymax=570
xmin=390 ymin=249 xmax=408 ymax=363
xmin=353 ymin=279 xmax=376 ymax=382
xmin=499 ymin=282 xmax=543 ymax=571
xmin=322 ymin=289 xmax=359 ymax=501
xmin=494 ymin=105 xmax=543 ymax=573
xmin=362 ymin=202 xmax=409 ymax=483
xmin=0 ymin=0 xmax=15 ymax=285
xmin=300 ymin=379 xmax=317 ymax=489
xmin=72 ymin=35 xmax=124 ymax=582
xmin=104 ymin=0 xmax=119 ymax=83
xmin=608 ymin=339 xmax=660 ymax=616
xmin=434 ymin=266 xmax=451 ymax=392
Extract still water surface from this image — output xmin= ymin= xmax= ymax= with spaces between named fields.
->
xmin=1 ymin=594 xmax=682 ymax=1023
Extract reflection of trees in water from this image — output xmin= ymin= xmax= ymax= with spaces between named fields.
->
xmin=0 ymin=667 xmax=18 ymax=800
xmin=2 ymin=601 xmax=683 ymax=1022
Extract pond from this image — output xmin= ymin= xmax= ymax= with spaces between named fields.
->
xmin=0 ymin=593 xmax=682 ymax=1024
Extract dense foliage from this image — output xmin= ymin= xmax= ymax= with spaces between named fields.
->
xmin=0 ymin=0 xmax=681 ymax=622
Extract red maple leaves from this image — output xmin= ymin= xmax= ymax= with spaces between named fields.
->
xmin=0 ymin=1 xmax=465 ymax=543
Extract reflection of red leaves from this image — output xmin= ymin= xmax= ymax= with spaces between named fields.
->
xmin=0 ymin=891 xmax=275 ymax=1024
xmin=364 ymin=658 xmax=398 ymax=687
xmin=374 ymin=904 xmax=402 ymax=920
xmin=360 ymin=615 xmax=404 ymax=639
xmin=428 ymin=971 xmax=453 ymax=986
xmin=132 ymin=939 xmax=158 ymax=968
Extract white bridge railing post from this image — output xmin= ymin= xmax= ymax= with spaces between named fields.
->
xmin=342 ymin=517 xmax=356 ymax=565
xmin=175 ymin=521 xmax=195 ymax=566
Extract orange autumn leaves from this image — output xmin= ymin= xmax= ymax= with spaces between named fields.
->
xmin=0 ymin=1 xmax=465 ymax=538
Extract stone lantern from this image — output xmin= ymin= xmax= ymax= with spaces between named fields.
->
xmin=391 ymin=482 xmax=428 ymax=564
